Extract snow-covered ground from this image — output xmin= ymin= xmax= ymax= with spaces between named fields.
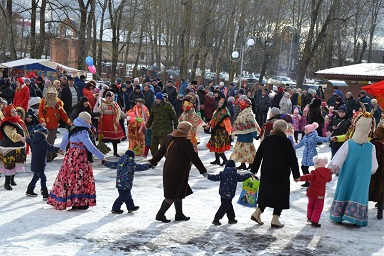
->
xmin=1 ymin=128 xmax=384 ymax=256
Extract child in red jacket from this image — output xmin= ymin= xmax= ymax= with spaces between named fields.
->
xmin=296 ymin=155 xmax=332 ymax=227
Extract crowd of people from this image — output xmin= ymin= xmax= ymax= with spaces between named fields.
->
xmin=0 ymin=72 xmax=383 ymax=229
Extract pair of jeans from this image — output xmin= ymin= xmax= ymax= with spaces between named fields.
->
xmin=30 ymin=171 xmax=47 ymax=188
xmin=112 ymin=189 xmax=135 ymax=211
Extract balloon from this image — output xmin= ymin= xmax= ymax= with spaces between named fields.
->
xmin=85 ymin=56 xmax=93 ymax=66
xmin=88 ymin=65 xmax=96 ymax=74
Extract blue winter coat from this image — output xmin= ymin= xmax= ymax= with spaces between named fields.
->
xmin=26 ymin=132 xmax=60 ymax=172
xmin=294 ymin=131 xmax=330 ymax=166
xmin=104 ymin=155 xmax=151 ymax=190
xmin=208 ymin=167 xmax=251 ymax=199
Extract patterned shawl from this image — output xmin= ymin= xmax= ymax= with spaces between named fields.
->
xmin=232 ymin=106 xmax=259 ymax=135
xmin=210 ymin=106 xmax=230 ymax=131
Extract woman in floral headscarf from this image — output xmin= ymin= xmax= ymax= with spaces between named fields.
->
xmin=230 ymin=98 xmax=261 ymax=170
xmin=206 ymin=98 xmax=232 ymax=166
xmin=126 ymin=98 xmax=150 ymax=156
xmin=98 ymin=90 xmax=125 ymax=157
xmin=178 ymin=95 xmax=206 ymax=151
xmin=0 ymin=105 xmax=28 ymax=190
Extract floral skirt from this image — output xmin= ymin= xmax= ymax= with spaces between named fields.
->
xmin=0 ymin=148 xmax=26 ymax=175
xmin=47 ymin=147 xmax=96 ymax=210
xmin=206 ymin=128 xmax=231 ymax=153
xmin=230 ymin=142 xmax=256 ymax=164
xmin=128 ymin=126 xmax=145 ymax=156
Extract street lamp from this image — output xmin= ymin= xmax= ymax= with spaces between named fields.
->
xmin=231 ymin=38 xmax=255 ymax=87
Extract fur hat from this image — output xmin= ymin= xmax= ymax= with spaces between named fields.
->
xmin=78 ymin=111 xmax=92 ymax=124
xmin=207 ymin=92 xmax=213 ymax=97
xmin=313 ymin=156 xmax=328 ymax=168
xmin=183 ymin=95 xmax=193 ymax=103
xmin=225 ymin=160 xmax=236 ymax=168
xmin=305 ymin=122 xmax=319 ymax=133
xmin=171 ymin=121 xmax=192 ymax=138
xmin=125 ymin=150 xmax=135 ymax=159
xmin=238 ymin=95 xmax=247 ymax=101
xmin=24 ymin=78 xmax=31 ymax=83
xmin=270 ymin=107 xmax=280 ymax=116
xmin=155 ymin=92 xmax=163 ymax=100
xmin=273 ymin=119 xmax=288 ymax=132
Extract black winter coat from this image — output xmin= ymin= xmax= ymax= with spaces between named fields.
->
xmin=61 ymin=85 xmax=79 ymax=114
xmin=163 ymin=86 xmax=178 ymax=104
xmin=272 ymin=92 xmax=283 ymax=108
xmin=144 ymin=90 xmax=155 ymax=111
xmin=251 ymin=130 xmax=300 ymax=209
xmin=256 ymin=95 xmax=272 ymax=113
xmin=344 ymin=97 xmax=357 ymax=118
xmin=328 ymin=115 xmax=351 ymax=150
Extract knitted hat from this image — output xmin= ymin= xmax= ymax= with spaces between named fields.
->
xmin=125 ymin=150 xmax=135 ymax=159
xmin=116 ymin=78 xmax=122 ymax=84
xmin=238 ymin=88 xmax=245 ymax=95
xmin=45 ymin=79 xmax=52 ymax=86
xmin=225 ymin=160 xmax=236 ymax=168
xmin=305 ymin=122 xmax=319 ymax=133
xmin=238 ymin=95 xmax=247 ymax=101
xmin=34 ymin=124 xmax=48 ymax=136
xmin=270 ymin=107 xmax=280 ymax=116
xmin=197 ymin=85 xmax=204 ymax=91
xmin=207 ymin=92 xmax=213 ymax=97
xmin=278 ymin=87 xmax=284 ymax=93
xmin=16 ymin=77 xmax=25 ymax=85
xmin=155 ymin=92 xmax=163 ymax=100
xmin=78 ymin=111 xmax=92 ymax=124
xmin=162 ymin=93 xmax=168 ymax=99
xmin=24 ymin=78 xmax=31 ymax=83
xmin=313 ymin=156 xmax=328 ymax=168
xmin=359 ymin=90 xmax=366 ymax=96
xmin=94 ymin=88 xmax=100 ymax=93
xmin=171 ymin=121 xmax=192 ymax=138
xmin=135 ymin=85 xmax=141 ymax=90
xmin=227 ymin=96 xmax=235 ymax=103
xmin=121 ymin=83 xmax=127 ymax=88
xmin=338 ymin=105 xmax=347 ymax=112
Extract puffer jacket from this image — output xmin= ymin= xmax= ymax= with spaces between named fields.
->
xmin=103 ymin=154 xmax=151 ymax=190
xmin=300 ymin=167 xmax=332 ymax=198
xmin=207 ymin=167 xmax=251 ymax=199
xmin=294 ymin=131 xmax=330 ymax=166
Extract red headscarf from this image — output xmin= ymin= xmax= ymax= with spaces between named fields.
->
xmin=1 ymin=105 xmax=28 ymax=138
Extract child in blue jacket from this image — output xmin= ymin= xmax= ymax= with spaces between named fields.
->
xmin=25 ymin=125 xmax=61 ymax=200
xmin=207 ymin=160 xmax=252 ymax=225
xmin=103 ymin=150 xmax=152 ymax=214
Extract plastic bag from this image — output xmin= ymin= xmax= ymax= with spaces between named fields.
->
xmin=237 ymin=177 xmax=260 ymax=208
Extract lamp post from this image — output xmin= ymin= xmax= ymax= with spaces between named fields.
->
xmin=231 ymin=38 xmax=255 ymax=88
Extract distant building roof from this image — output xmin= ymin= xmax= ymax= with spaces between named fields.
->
xmin=316 ymin=63 xmax=384 ymax=81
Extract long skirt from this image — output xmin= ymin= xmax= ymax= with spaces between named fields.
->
xmin=128 ymin=125 xmax=145 ymax=156
xmin=47 ymin=147 xmax=96 ymax=210
xmin=230 ymin=142 xmax=256 ymax=164
xmin=0 ymin=147 xmax=26 ymax=175
xmin=206 ymin=127 xmax=231 ymax=153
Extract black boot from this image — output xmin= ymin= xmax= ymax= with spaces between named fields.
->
xmin=41 ymin=187 xmax=49 ymax=201
xmin=219 ymin=154 xmax=228 ymax=166
xmin=377 ymin=202 xmax=384 ymax=220
xmin=113 ymin=142 xmax=120 ymax=157
xmin=210 ymin=153 xmax=220 ymax=165
xmin=237 ymin=163 xmax=247 ymax=170
xmin=10 ymin=175 xmax=17 ymax=186
xmin=174 ymin=200 xmax=190 ymax=221
xmin=26 ymin=183 xmax=38 ymax=197
xmin=156 ymin=200 xmax=172 ymax=223
xmin=4 ymin=176 xmax=12 ymax=190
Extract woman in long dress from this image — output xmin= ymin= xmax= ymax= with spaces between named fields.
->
xmin=206 ymin=98 xmax=232 ymax=166
xmin=98 ymin=90 xmax=125 ymax=157
xmin=48 ymin=112 xmax=105 ymax=210
xmin=328 ymin=111 xmax=378 ymax=226
xmin=126 ymin=98 xmax=150 ymax=156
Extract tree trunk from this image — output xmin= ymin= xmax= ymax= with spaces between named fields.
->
xmin=30 ymin=0 xmax=37 ymax=58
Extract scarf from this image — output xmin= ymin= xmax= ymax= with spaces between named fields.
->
xmin=232 ymin=106 xmax=258 ymax=135
xmin=210 ymin=106 xmax=230 ymax=131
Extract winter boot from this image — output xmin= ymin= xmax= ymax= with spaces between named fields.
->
xmin=212 ymin=219 xmax=221 ymax=225
xmin=237 ymin=163 xmax=247 ymax=170
xmin=144 ymin=146 xmax=150 ymax=157
xmin=4 ymin=176 xmax=12 ymax=190
xmin=10 ymin=175 xmax=17 ymax=186
xmin=271 ymin=214 xmax=284 ymax=228
xmin=311 ymin=221 xmax=321 ymax=227
xmin=41 ymin=187 xmax=49 ymax=201
xmin=26 ymin=184 xmax=38 ymax=197
xmin=301 ymin=181 xmax=310 ymax=188
xmin=156 ymin=200 xmax=172 ymax=223
xmin=210 ymin=153 xmax=220 ymax=165
xmin=251 ymin=207 xmax=264 ymax=225
xmin=219 ymin=154 xmax=228 ymax=166
xmin=377 ymin=202 xmax=384 ymax=220
xmin=174 ymin=200 xmax=190 ymax=221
